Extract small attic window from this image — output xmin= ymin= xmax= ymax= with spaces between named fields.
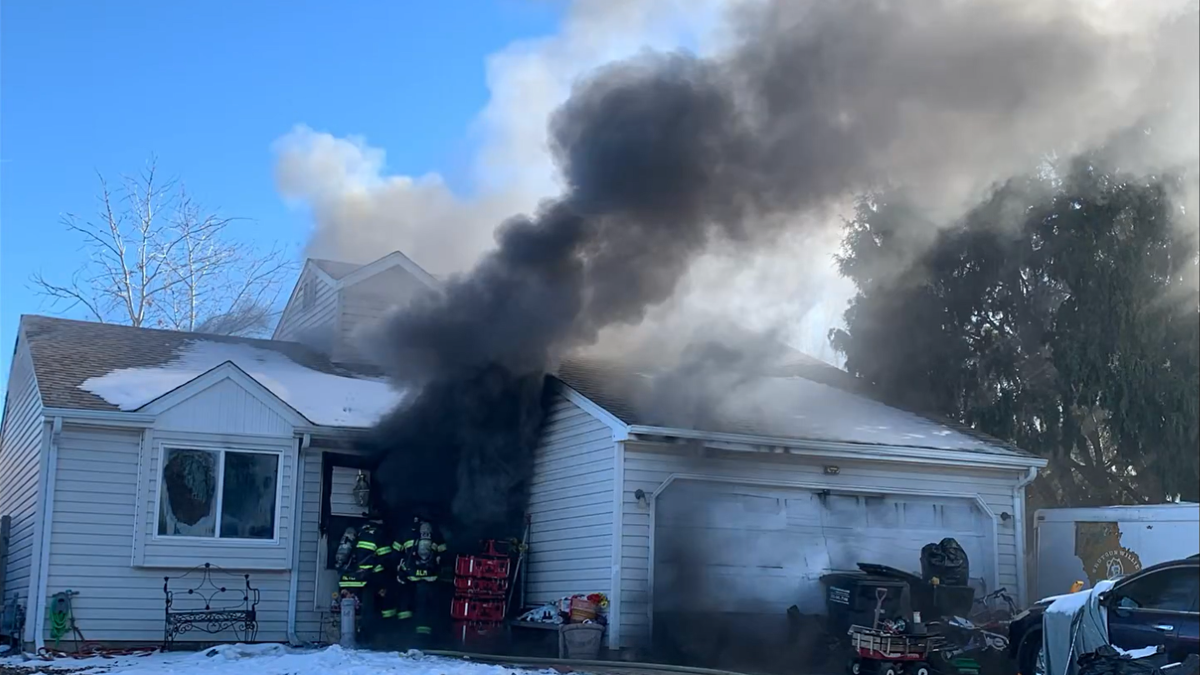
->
xmin=300 ymin=278 xmax=316 ymax=311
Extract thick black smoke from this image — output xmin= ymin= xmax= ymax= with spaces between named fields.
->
xmin=364 ymin=0 xmax=1197 ymax=544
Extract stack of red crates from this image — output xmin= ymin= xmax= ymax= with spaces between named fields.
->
xmin=451 ymin=540 xmax=512 ymax=644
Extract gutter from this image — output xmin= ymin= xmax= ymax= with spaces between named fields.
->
xmin=626 ymin=424 xmax=1048 ymax=471
xmin=292 ymin=424 xmax=372 ymax=439
xmin=1014 ymin=466 xmax=1039 ymax=607
xmin=287 ymin=433 xmax=311 ymax=646
xmin=40 ymin=410 xmax=375 ymax=439
xmin=42 ymin=408 xmax=155 ymax=428
xmin=33 ymin=416 xmax=62 ymax=652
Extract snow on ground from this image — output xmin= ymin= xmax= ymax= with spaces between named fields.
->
xmin=79 ymin=340 xmax=405 ymax=427
xmin=0 ymin=645 xmax=566 ymax=675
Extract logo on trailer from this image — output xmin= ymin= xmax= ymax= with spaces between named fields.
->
xmin=1090 ymin=547 xmax=1142 ymax=581
xmin=1075 ymin=522 xmax=1143 ymax=585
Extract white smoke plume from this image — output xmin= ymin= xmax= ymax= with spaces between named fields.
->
xmin=274 ymin=0 xmax=744 ymax=276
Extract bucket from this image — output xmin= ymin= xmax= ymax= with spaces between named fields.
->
xmin=559 ymin=623 xmax=605 ymax=660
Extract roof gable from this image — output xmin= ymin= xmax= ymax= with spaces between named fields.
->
xmin=338 ymin=251 xmax=439 ymax=291
xmin=311 ymin=258 xmax=362 ymax=280
xmin=272 ymin=261 xmax=340 ymax=340
xmin=139 ymin=360 xmax=311 ymax=429
xmin=0 ymin=328 xmax=41 ymax=440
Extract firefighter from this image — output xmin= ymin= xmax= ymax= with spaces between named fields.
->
xmin=395 ymin=516 xmax=447 ymax=640
xmin=373 ymin=530 xmax=401 ymax=625
xmin=336 ymin=520 xmax=393 ymax=640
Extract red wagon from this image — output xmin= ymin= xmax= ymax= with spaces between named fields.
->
xmin=848 ymin=624 xmax=943 ymax=675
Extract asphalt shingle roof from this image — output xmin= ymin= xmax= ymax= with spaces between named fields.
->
xmin=20 ymin=315 xmax=375 ymax=412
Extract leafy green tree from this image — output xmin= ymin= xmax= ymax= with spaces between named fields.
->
xmin=832 ymin=159 xmax=1199 ymax=506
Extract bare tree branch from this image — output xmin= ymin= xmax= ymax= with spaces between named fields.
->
xmin=30 ymin=157 xmax=298 ymax=336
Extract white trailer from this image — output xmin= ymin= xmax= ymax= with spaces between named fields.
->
xmin=1032 ymin=503 xmax=1200 ymax=602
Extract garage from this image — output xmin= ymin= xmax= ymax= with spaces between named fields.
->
xmin=651 ymin=479 xmax=997 ymax=668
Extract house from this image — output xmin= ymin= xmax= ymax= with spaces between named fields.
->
xmin=0 ymin=250 xmax=1047 ymax=653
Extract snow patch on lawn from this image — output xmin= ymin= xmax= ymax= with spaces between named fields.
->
xmin=1 ymin=645 xmax=568 ymax=675
xmin=79 ymin=340 xmax=404 ymax=427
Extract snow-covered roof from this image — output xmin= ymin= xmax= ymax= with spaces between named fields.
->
xmin=20 ymin=315 xmax=399 ymax=428
xmin=555 ymin=356 xmax=1033 ymax=457
xmin=80 ymin=339 xmax=402 ymax=427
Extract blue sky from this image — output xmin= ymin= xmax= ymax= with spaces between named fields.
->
xmin=0 ymin=1 xmax=566 ymax=390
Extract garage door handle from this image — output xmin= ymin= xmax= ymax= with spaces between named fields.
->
xmin=1153 ymin=624 xmax=1175 ymax=632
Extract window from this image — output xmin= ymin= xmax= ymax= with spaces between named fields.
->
xmin=300 ymin=279 xmax=315 ymax=311
xmin=1114 ymin=567 xmax=1200 ymax=613
xmin=157 ymin=447 xmax=280 ymax=540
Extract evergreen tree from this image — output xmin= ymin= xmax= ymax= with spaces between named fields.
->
xmin=833 ymin=158 xmax=1199 ymax=506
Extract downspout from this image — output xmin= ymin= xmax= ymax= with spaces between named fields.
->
xmin=608 ymin=439 xmax=626 ymax=651
xmin=287 ymin=433 xmax=311 ymax=646
xmin=33 ymin=416 xmax=62 ymax=652
xmin=1013 ymin=466 xmax=1039 ymax=608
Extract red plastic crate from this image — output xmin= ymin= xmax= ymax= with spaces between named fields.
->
xmin=455 ymin=555 xmax=511 ymax=579
xmin=454 ymin=576 xmax=509 ymax=595
xmin=451 ymin=596 xmax=507 ymax=622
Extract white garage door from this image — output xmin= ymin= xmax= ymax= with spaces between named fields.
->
xmin=653 ymin=481 xmax=995 ymax=616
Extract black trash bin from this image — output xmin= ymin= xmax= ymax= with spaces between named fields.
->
xmin=855 ymin=563 xmax=975 ymax=620
xmin=819 ymin=571 xmax=913 ymax=640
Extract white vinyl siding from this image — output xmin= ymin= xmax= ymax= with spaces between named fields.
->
xmin=615 ymin=442 xmax=1027 ymax=649
xmin=333 ymin=266 xmax=430 ymax=365
xmin=329 ymin=466 xmax=369 ymax=518
xmin=525 ymin=394 xmax=618 ymax=608
xmin=273 ymin=265 xmax=338 ymax=352
xmin=0 ymin=337 xmax=43 ymax=639
xmin=153 ymin=378 xmax=296 ymax=436
xmin=294 ymin=446 xmax=333 ymax=643
xmin=47 ymin=425 xmax=292 ymax=644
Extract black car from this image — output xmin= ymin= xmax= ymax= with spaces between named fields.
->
xmin=1009 ymin=555 xmax=1200 ymax=675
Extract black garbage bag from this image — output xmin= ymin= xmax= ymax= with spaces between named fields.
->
xmin=920 ymin=538 xmax=970 ymax=586
xmin=1079 ymin=645 xmax=1168 ymax=675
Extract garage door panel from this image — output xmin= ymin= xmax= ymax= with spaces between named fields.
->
xmin=656 ymin=523 xmax=987 ymax=578
xmin=657 ymin=563 xmax=818 ymax=613
xmin=821 ymin=530 xmax=985 ymax=582
xmin=654 ymin=482 xmax=996 ymax=616
xmin=655 ymin=527 xmax=817 ymax=567
xmin=657 ymin=490 xmax=786 ymax=531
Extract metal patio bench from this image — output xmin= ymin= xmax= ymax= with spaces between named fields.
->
xmin=162 ymin=563 xmax=259 ymax=649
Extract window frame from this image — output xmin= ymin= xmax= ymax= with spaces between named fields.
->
xmin=1111 ymin=563 xmax=1200 ymax=616
xmin=153 ymin=444 xmax=285 ymax=545
xmin=300 ymin=279 xmax=316 ymax=311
